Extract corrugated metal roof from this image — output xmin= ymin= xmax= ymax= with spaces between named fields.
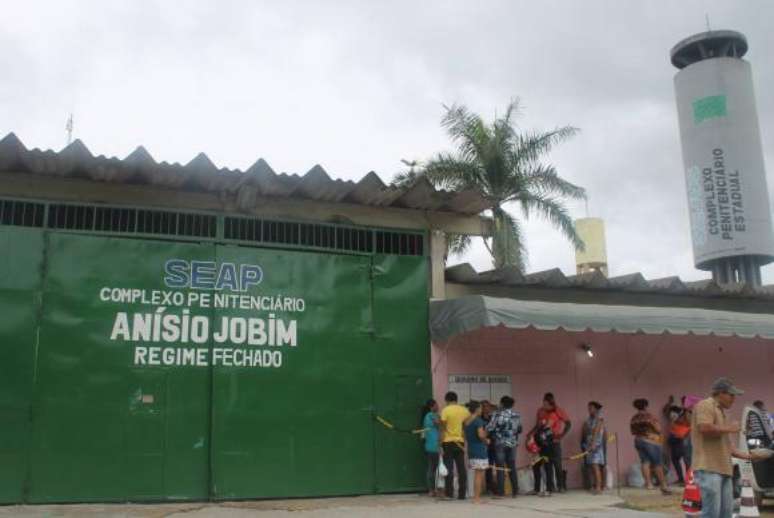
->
xmin=446 ymin=263 xmax=774 ymax=301
xmin=430 ymin=295 xmax=774 ymax=342
xmin=0 ymin=133 xmax=492 ymax=215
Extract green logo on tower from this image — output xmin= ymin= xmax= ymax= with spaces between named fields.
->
xmin=693 ymin=95 xmax=727 ymax=124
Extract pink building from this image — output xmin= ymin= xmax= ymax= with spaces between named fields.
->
xmin=430 ymin=265 xmax=774 ymax=489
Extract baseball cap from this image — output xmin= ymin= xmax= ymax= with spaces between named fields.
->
xmin=711 ymin=377 xmax=744 ymax=396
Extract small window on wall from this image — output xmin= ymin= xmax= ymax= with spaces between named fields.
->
xmin=448 ymin=375 xmax=512 ymax=404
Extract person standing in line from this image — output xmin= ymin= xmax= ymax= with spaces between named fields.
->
xmin=582 ymin=401 xmax=606 ymax=494
xmin=692 ymin=378 xmax=756 ymax=518
xmin=487 ymin=395 xmax=522 ymax=497
xmin=630 ymin=398 xmax=671 ymax=495
xmin=464 ymin=401 xmax=490 ymax=504
xmin=527 ymin=393 xmax=571 ymax=493
xmin=530 ymin=418 xmax=557 ymax=496
xmin=420 ymin=399 xmax=441 ymax=496
xmin=440 ymin=391 xmax=470 ymax=500
xmin=480 ymin=401 xmax=498 ymax=495
xmin=663 ymin=395 xmax=692 ymax=485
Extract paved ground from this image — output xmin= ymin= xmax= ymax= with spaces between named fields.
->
xmin=4 ymin=486 xmax=772 ymax=517
xmin=2 ymin=489 xmax=772 ymax=518
xmin=620 ymin=487 xmax=774 ymax=517
xmin=0 ymin=492 xmax=670 ymax=518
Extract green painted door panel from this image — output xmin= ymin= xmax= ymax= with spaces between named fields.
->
xmin=126 ymin=369 xmax=166 ymax=499
xmin=27 ymin=234 xmax=212 ymax=503
xmin=371 ymin=255 xmax=430 ymax=493
xmin=0 ymin=228 xmax=43 ymax=503
xmin=210 ymin=246 xmax=374 ymax=499
xmin=1 ymin=226 xmax=430 ymax=503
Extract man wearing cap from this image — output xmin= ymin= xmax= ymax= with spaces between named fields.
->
xmin=691 ymin=377 xmax=753 ymax=518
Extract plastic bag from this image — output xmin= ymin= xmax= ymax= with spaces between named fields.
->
xmin=628 ymin=463 xmax=645 ymax=488
xmin=436 ymin=461 xmax=448 ymax=489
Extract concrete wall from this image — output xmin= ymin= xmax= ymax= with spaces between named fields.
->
xmin=431 ymin=326 xmax=774 ymax=488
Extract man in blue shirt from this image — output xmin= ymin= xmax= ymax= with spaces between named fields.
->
xmin=487 ymin=395 xmax=522 ymax=497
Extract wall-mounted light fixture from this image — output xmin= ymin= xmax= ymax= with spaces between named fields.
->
xmin=581 ymin=343 xmax=594 ymax=358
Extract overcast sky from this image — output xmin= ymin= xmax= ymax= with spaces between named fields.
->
xmin=3 ymin=1 xmax=774 ymax=283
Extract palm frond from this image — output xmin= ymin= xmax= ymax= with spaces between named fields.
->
xmin=441 ymin=104 xmax=491 ymax=163
xmin=492 ymin=98 xmax=521 ymax=150
xmin=515 ymin=194 xmax=585 ymax=251
xmin=423 ymin=154 xmax=485 ymax=192
xmin=491 ymin=206 xmax=527 ymax=270
xmin=512 ymin=126 xmax=579 ymax=167
xmin=390 ymin=170 xmax=423 ymax=188
xmin=446 ymin=233 xmax=472 ymax=257
xmin=520 ymin=164 xmax=586 ymax=200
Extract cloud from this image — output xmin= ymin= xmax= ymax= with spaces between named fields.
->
xmin=1 ymin=0 xmax=773 ymax=283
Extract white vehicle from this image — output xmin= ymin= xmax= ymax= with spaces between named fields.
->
xmin=732 ymin=405 xmax=774 ymax=504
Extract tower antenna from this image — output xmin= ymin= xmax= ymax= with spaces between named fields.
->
xmin=705 ymin=14 xmax=711 ymax=32
xmin=65 ymin=114 xmax=74 ymax=146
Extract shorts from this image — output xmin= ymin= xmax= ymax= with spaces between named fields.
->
xmin=634 ymin=438 xmax=663 ymax=466
xmin=469 ymin=458 xmax=489 ymax=470
xmin=586 ymin=447 xmax=605 ymax=466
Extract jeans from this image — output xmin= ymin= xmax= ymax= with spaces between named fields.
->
xmin=443 ymin=442 xmax=467 ymax=499
xmin=551 ymin=443 xmax=565 ymax=491
xmin=486 ymin=445 xmax=497 ymax=494
xmin=426 ymin=452 xmax=439 ymax=491
xmin=495 ymin=444 xmax=518 ymax=496
xmin=695 ymin=470 xmax=733 ymax=518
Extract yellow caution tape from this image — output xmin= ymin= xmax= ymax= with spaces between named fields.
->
xmin=376 ymin=416 xmax=394 ymax=429
xmin=375 ymin=415 xmax=428 ymax=434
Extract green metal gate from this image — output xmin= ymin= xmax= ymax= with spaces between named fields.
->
xmin=0 ymin=224 xmax=429 ymax=503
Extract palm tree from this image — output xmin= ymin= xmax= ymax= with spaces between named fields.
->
xmin=394 ymin=99 xmax=586 ymax=270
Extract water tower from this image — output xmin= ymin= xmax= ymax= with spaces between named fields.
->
xmin=575 ymin=217 xmax=608 ymax=276
xmin=671 ymin=30 xmax=774 ymax=286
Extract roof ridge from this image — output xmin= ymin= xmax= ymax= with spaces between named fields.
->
xmin=0 ymin=134 xmax=493 ymax=215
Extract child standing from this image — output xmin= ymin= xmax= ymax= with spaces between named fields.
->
xmin=531 ymin=419 xmax=556 ymax=496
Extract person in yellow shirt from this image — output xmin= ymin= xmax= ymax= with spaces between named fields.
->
xmin=440 ymin=391 xmax=471 ymax=499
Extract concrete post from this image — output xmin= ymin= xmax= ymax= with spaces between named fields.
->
xmin=430 ymin=230 xmax=447 ymax=299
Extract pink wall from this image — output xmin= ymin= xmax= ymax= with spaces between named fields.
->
xmin=431 ymin=326 xmax=774 ymax=488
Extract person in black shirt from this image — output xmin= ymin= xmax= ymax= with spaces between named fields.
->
xmin=530 ymin=419 xmax=556 ymax=497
